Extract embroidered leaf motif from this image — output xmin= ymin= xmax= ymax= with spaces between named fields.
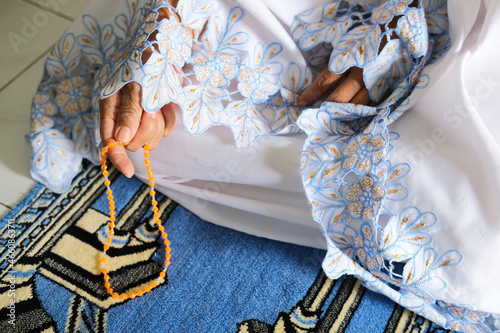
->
xmin=323 ymin=103 xmax=378 ymax=121
xmin=300 ymin=17 xmax=352 ymax=51
xmin=142 ymin=55 xmax=182 ymax=111
xmin=214 ymin=7 xmax=248 ymax=52
xmin=31 ymin=130 xmax=81 ymax=193
xmin=299 ymin=110 xmax=353 ymax=162
xmin=269 ymin=63 xmax=311 ymax=133
xmin=79 ymin=15 xmax=116 ymax=65
xmin=46 ymin=34 xmax=78 ymax=78
xmin=364 ymin=40 xmax=412 ymax=102
xmin=183 ymin=85 xmax=223 ymax=135
xmin=178 ymin=0 xmax=220 ymax=31
xmin=329 ymin=226 xmax=357 ymax=257
xmin=73 ymin=114 xmax=99 ymax=163
xmin=323 ymin=246 xmax=357 ymax=279
xmin=383 ymin=162 xmax=410 ymax=201
xmin=402 ymin=248 xmax=462 ymax=294
xmin=381 ymin=207 xmax=436 ymax=261
xmin=329 ymin=24 xmax=380 ymax=73
xmin=115 ymin=2 xmax=142 ymax=37
xmin=422 ymin=0 xmax=448 ymax=36
xmin=226 ymin=100 xmax=271 ymax=147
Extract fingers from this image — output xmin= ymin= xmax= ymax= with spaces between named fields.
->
xmin=107 ymin=144 xmax=135 ymax=178
xmin=99 ymin=94 xmax=135 ymax=178
xmin=297 ymin=65 xmax=372 ymax=106
xmin=325 ymin=67 xmax=365 ymax=103
xmin=160 ymin=103 xmax=176 ymax=137
xmin=126 ymin=110 xmax=162 ymax=152
xmin=114 ymin=82 xmax=143 ymax=144
xmin=99 ymin=82 xmax=175 ymax=178
xmin=350 ymin=88 xmax=371 ymax=105
xmin=297 ymin=66 xmax=344 ymax=107
xmin=99 ymin=92 xmax=121 ymax=145
xmin=125 ymin=103 xmax=175 ymax=153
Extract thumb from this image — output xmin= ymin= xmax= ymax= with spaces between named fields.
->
xmin=114 ymin=82 xmax=143 ymax=143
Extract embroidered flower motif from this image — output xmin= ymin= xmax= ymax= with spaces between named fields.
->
xmin=371 ymin=0 xmax=411 ymax=24
xmin=237 ymin=66 xmax=278 ymax=103
xmin=398 ymin=9 xmax=428 ymax=57
xmin=354 ymin=224 xmax=383 ymax=270
xmin=192 ymin=51 xmax=237 ymax=88
xmin=156 ymin=14 xmax=193 ymax=68
xmin=342 ymin=133 xmax=387 ymax=173
xmin=439 ymin=303 xmax=490 ymax=332
xmin=345 ymin=174 xmax=385 ymax=221
xmin=56 ymin=77 xmax=92 ymax=115
xmin=31 ymin=93 xmax=56 ymax=132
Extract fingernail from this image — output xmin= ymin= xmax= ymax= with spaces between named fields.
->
xmin=115 ymin=126 xmax=132 ymax=143
xmin=150 ymin=111 xmax=157 ymax=119
xmin=122 ymin=166 xmax=135 ymax=178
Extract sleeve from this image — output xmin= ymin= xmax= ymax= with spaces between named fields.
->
xmin=97 ymin=0 xmax=216 ymax=113
xmin=290 ymin=0 xmax=450 ymax=106
xmin=29 ymin=0 xmax=217 ymax=193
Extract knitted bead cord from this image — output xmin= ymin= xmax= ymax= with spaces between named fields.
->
xmin=99 ymin=141 xmax=171 ymax=300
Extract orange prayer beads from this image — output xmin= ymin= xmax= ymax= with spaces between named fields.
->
xmin=99 ymin=141 xmax=171 ymax=300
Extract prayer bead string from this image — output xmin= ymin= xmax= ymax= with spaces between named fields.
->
xmin=99 ymin=141 xmax=171 ymax=300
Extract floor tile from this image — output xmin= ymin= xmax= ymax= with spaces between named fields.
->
xmin=0 ymin=53 xmax=47 ymax=118
xmin=0 ymin=0 xmax=71 ymax=89
xmin=27 ymin=0 xmax=91 ymax=20
xmin=0 ymin=205 xmax=10 ymax=219
xmin=0 ymin=55 xmax=48 ymax=207
xmin=0 ymin=117 xmax=37 ymax=207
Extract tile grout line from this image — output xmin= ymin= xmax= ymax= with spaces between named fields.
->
xmin=1 ymin=0 xmax=74 ymax=92
xmin=0 ymin=44 xmax=55 ymax=92
xmin=0 ymin=202 xmax=13 ymax=211
xmin=1 ymin=0 xmax=77 ymax=92
xmin=22 ymin=0 xmax=75 ymax=22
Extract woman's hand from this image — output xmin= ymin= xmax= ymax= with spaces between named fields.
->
xmin=99 ymin=3 xmax=196 ymax=178
xmin=297 ymin=66 xmax=370 ymax=106
xmin=99 ymin=82 xmax=176 ymax=178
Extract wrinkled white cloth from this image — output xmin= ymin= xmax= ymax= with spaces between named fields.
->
xmin=129 ymin=0 xmax=500 ymax=330
xmin=29 ymin=0 xmax=500 ymax=330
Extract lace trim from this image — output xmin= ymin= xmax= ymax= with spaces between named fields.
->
xmin=95 ymin=1 xmax=310 ymax=149
xmin=28 ymin=1 xmax=500 ymax=330
xmin=296 ymin=1 xmax=500 ymax=332
xmin=291 ymin=0 xmax=449 ymax=104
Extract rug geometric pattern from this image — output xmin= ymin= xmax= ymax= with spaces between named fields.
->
xmin=0 ymin=163 xmax=451 ymax=332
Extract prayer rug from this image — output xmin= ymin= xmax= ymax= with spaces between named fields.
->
xmin=0 ymin=162 xmax=452 ymax=332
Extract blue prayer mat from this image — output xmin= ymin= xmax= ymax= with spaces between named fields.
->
xmin=0 ymin=163 xmax=450 ymax=332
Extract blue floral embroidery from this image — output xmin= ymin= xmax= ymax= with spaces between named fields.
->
xmin=31 ymin=130 xmax=81 ymax=193
xmin=192 ymin=51 xmax=237 ymax=88
xmin=269 ymin=63 xmax=312 ymax=134
xmin=28 ymin=1 xmax=500 ymax=331
xmin=292 ymin=1 xmax=500 ymax=330
xmin=397 ymin=9 xmax=428 ymax=57
xmin=291 ymin=0 xmax=445 ymax=104
xmin=380 ymin=206 xmax=437 ymax=261
xmin=31 ymin=93 xmax=56 ymax=133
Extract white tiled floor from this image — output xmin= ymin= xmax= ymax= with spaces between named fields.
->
xmin=0 ymin=0 xmax=90 ymax=217
xmin=27 ymin=0 xmax=91 ymax=20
